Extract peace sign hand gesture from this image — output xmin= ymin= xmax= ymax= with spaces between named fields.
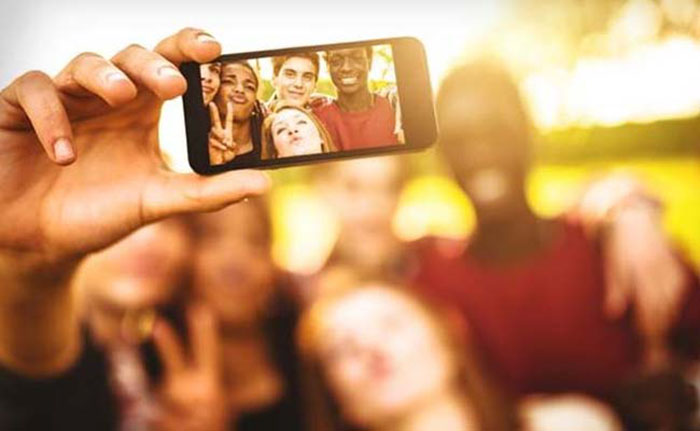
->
xmin=208 ymin=101 xmax=237 ymax=164
xmin=152 ymin=304 xmax=230 ymax=431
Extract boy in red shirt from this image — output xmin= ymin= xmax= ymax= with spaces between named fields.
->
xmin=313 ymin=47 xmax=400 ymax=151
xmin=413 ymin=59 xmax=700 ymax=429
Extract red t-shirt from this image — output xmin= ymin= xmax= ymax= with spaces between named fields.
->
xmin=412 ymin=219 xmax=700 ymax=399
xmin=312 ymin=95 xmax=397 ymax=151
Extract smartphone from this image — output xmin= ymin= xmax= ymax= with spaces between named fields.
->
xmin=180 ymin=37 xmax=436 ymax=174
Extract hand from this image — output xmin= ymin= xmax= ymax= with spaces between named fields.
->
xmin=574 ymin=175 xmax=687 ymax=369
xmin=152 ymin=304 xmax=230 ymax=431
xmin=602 ymin=203 xmax=686 ymax=369
xmin=0 ymin=28 xmax=269 ymax=269
xmin=208 ymin=101 xmax=237 ymax=164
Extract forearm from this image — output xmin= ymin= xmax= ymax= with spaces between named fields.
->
xmin=0 ymin=250 xmax=82 ymax=377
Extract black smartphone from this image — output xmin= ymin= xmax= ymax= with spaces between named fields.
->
xmin=180 ymin=37 xmax=436 ymax=174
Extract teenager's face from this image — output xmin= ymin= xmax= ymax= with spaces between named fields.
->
xmin=438 ymin=92 xmax=530 ymax=221
xmin=191 ymin=202 xmax=275 ymax=327
xmin=215 ymin=63 xmax=257 ymax=122
xmin=200 ymin=63 xmax=221 ymax=106
xmin=318 ymin=288 xmax=454 ymax=427
xmin=274 ymin=56 xmax=317 ymax=107
xmin=326 ymin=48 xmax=370 ymax=96
xmin=318 ymin=158 xmax=403 ymax=268
xmin=78 ymin=220 xmax=190 ymax=346
xmin=271 ymin=109 xmax=324 ymax=157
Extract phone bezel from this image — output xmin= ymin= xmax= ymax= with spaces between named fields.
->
xmin=181 ymin=36 xmax=436 ymax=174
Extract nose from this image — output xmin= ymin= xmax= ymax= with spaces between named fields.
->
xmin=293 ymin=75 xmax=303 ymax=88
xmin=340 ymin=56 xmax=352 ymax=72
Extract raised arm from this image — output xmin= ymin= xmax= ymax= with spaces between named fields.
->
xmin=0 ymin=28 xmax=270 ymax=377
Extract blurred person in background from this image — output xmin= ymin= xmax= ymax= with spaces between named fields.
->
xmin=188 ymin=198 xmax=305 ymax=431
xmin=414 ymin=57 xmax=700 ymax=430
xmin=75 ymin=219 xmax=195 ymax=430
xmin=297 ymin=277 xmax=485 ymax=431
xmin=308 ymin=156 xmax=413 ymax=301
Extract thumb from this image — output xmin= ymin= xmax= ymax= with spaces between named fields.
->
xmin=140 ymin=170 xmax=271 ymax=222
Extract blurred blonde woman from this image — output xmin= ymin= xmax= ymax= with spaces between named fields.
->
xmin=297 ymin=273 xmax=518 ymax=431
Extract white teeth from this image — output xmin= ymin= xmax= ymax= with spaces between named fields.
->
xmin=341 ymin=77 xmax=358 ymax=85
xmin=468 ymin=169 xmax=508 ymax=204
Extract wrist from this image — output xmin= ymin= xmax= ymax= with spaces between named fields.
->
xmin=0 ymin=248 xmax=79 ymax=291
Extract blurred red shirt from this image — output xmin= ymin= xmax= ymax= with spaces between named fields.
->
xmin=313 ymin=95 xmax=397 ymax=151
xmin=412 ymin=219 xmax=700 ymax=399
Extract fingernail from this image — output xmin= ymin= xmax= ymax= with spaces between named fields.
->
xmin=196 ymin=33 xmax=218 ymax=44
xmin=157 ymin=65 xmax=181 ymax=78
xmin=53 ymin=138 xmax=75 ymax=163
xmin=104 ymin=71 xmax=127 ymax=84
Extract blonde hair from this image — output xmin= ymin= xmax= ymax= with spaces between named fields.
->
xmin=261 ymin=102 xmax=336 ymax=159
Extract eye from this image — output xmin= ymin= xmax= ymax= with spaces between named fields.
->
xmin=284 ymin=70 xmax=295 ymax=78
xmin=297 ymin=119 xmax=308 ymax=126
xmin=303 ymin=73 xmax=315 ymax=82
xmin=274 ymin=126 xmax=288 ymax=136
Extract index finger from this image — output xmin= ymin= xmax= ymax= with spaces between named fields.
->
xmin=188 ymin=303 xmax=220 ymax=374
xmin=225 ymin=100 xmax=234 ymax=133
xmin=208 ymin=102 xmax=222 ymax=130
xmin=154 ymin=28 xmax=221 ymax=67
xmin=153 ymin=317 xmax=187 ymax=376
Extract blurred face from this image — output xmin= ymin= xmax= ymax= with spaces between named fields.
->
xmin=437 ymin=92 xmax=530 ymax=222
xmin=271 ymin=109 xmax=324 ymax=157
xmin=200 ymin=62 xmax=221 ymax=106
xmin=191 ymin=202 xmax=275 ymax=327
xmin=274 ymin=56 xmax=317 ymax=107
xmin=215 ymin=63 xmax=257 ymax=122
xmin=318 ymin=288 xmax=454 ymax=427
xmin=318 ymin=158 xmax=403 ymax=268
xmin=326 ymin=48 xmax=371 ymax=96
xmin=78 ymin=220 xmax=190 ymax=347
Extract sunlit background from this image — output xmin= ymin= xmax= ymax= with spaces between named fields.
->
xmin=2 ymin=0 xmax=699 ymax=272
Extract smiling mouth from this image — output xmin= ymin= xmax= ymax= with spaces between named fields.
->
xmin=202 ymin=85 xmax=214 ymax=93
xmin=340 ymin=76 xmax=359 ymax=85
xmin=229 ymin=95 xmax=247 ymax=104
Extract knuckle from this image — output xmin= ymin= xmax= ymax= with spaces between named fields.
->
xmin=74 ymin=51 xmax=102 ymax=64
xmin=115 ymin=43 xmax=146 ymax=60
xmin=18 ymin=70 xmax=50 ymax=86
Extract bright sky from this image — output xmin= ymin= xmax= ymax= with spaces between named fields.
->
xmin=0 ymin=0 xmax=504 ymax=171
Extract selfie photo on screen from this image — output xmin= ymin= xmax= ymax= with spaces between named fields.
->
xmin=201 ymin=44 xmax=405 ymax=166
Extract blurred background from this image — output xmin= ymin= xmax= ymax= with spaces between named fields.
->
xmin=1 ymin=0 xmax=698 ymax=273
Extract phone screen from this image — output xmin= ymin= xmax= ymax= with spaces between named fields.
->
xmin=181 ymin=38 xmax=435 ymax=174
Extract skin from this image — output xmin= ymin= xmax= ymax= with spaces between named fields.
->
xmin=0 ymin=28 xmax=270 ymax=380
xmin=271 ymin=109 xmax=324 ymax=158
xmin=191 ymin=202 xmax=275 ymax=328
xmin=317 ymin=287 xmax=459 ymax=429
xmin=200 ymin=62 xmax=221 ymax=106
xmin=209 ymin=63 xmax=258 ymax=164
xmin=273 ymin=56 xmax=317 ymax=108
xmin=77 ymin=219 xmax=190 ymax=347
xmin=326 ymin=47 xmax=374 ymax=112
xmin=191 ymin=202 xmax=284 ymax=412
xmin=437 ymin=85 xmax=559 ymax=263
xmin=316 ymin=157 xmax=404 ymax=278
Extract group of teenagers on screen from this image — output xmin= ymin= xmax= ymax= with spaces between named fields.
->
xmin=200 ymin=46 xmax=404 ymax=166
